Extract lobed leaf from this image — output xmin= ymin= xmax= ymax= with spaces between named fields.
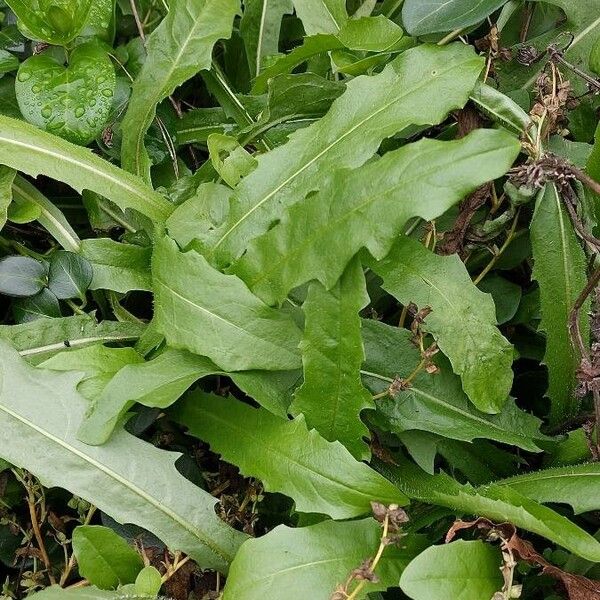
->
xmin=369 ymin=236 xmax=514 ymax=413
xmin=204 ymin=43 xmax=485 ymax=266
xmin=171 ymin=392 xmax=407 ymax=519
xmin=380 ymin=457 xmax=600 ymax=562
xmin=120 ymin=0 xmax=240 ymax=182
xmin=152 ymin=235 xmax=302 ymax=371
xmin=291 ymin=257 xmax=373 ymax=460
xmin=0 ymin=341 xmax=248 ymax=572
xmin=231 ymin=129 xmax=520 ymax=304
xmin=362 ymin=320 xmax=550 ymax=452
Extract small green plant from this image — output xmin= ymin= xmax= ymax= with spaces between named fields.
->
xmin=1 ymin=1 xmax=600 ymax=599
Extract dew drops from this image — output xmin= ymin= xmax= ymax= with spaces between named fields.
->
xmin=101 ymin=88 xmax=113 ymax=98
xmin=41 ymin=106 xmax=52 ymax=118
xmin=17 ymin=71 xmax=31 ymax=82
xmin=75 ymin=106 xmax=85 ymax=118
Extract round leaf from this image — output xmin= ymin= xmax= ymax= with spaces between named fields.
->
xmin=134 ymin=566 xmax=162 ymax=597
xmin=400 ymin=540 xmax=503 ymax=600
xmin=12 ymin=288 xmax=61 ymax=322
xmin=5 ymin=0 xmax=92 ymax=45
xmin=48 ymin=250 xmax=93 ymax=300
xmin=71 ymin=525 xmax=144 ymax=590
xmin=16 ymin=42 xmax=116 ymax=145
xmin=0 ymin=255 xmax=47 ymax=297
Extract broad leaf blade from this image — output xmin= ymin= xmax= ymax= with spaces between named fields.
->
xmin=80 ymin=239 xmax=152 ymax=293
xmin=369 ymin=237 xmax=514 ymax=413
xmin=530 ymin=184 xmax=588 ymax=424
xmin=231 ymin=129 xmax=520 ymax=304
xmin=0 ymin=115 xmax=172 ymax=223
xmin=72 ymin=525 xmax=143 ymax=589
xmin=205 ymin=43 xmax=484 ymax=266
xmin=0 ymin=341 xmax=247 ymax=571
xmin=120 ymin=0 xmax=239 ymax=182
xmin=362 ymin=320 xmax=549 ymax=452
xmin=224 ymin=519 xmax=427 ymax=599
xmin=291 ymin=257 xmax=373 ymax=460
xmin=172 ymin=392 xmax=407 ymax=519
xmin=152 ymin=235 xmax=302 ymax=371
xmin=400 ymin=540 xmax=503 ymax=600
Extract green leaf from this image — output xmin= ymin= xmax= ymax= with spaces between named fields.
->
xmin=172 ymin=392 xmax=407 ymax=518
xmin=16 ymin=42 xmax=116 ymax=146
xmin=175 ymin=108 xmax=237 ymax=146
xmin=152 ymin=235 xmax=302 ymax=371
xmin=291 ymin=258 xmax=373 ymax=460
xmin=120 ymin=0 xmax=239 ymax=182
xmin=80 ymin=239 xmax=152 ymax=293
xmin=0 ymin=115 xmax=173 ymax=224
xmin=72 ymin=525 xmax=144 ymax=589
xmin=48 ymin=250 xmax=93 ymax=299
xmin=78 ymin=349 xmax=219 ymax=444
xmin=477 ymin=274 xmax=522 ymax=325
xmin=240 ymin=0 xmax=293 ymax=77
xmin=380 ymin=457 xmax=600 ymax=562
xmin=469 ymin=81 xmax=534 ymax=136
xmin=207 ymin=133 xmax=257 ymax=187
xmin=0 ymin=165 xmax=16 ymax=231
xmin=251 ymin=34 xmax=345 ymax=94
xmin=166 ymin=182 xmax=231 ymax=249
xmin=362 ymin=320 xmax=549 ymax=452
xmin=231 ymin=129 xmax=520 ymax=305
xmin=12 ymin=175 xmax=81 ymax=252
xmin=12 ymin=288 xmax=60 ymax=322
xmin=0 ymin=255 xmax=47 ymax=297
xmin=134 ymin=566 xmax=162 ymax=596
xmin=0 ymin=340 xmax=247 ymax=571
xmin=498 ymin=462 xmax=600 ymax=515
xmin=402 ymin=0 xmax=508 ymax=35
xmin=5 ymin=0 xmax=92 ymax=44
xmin=0 ymin=314 xmax=144 ymax=363
xmin=369 ymin=236 xmax=514 ymax=413
xmin=336 ymin=15 xmax=403 ymax=51
xmin=0 ymin=50 xmax=19 ymax=75
xmin=79 ymin=348 xmax=299 ymax=445
xmin=530 ymin=184 xmax=588 ymax=424
xmin=291 ymin=0 xmax=347 ymax=33
xmin=246 ymin=72 xmax=346 ymax=139
xmin=509 ymin=0 xmax=600 ymax=94
xmin=39 ymin=344 xmax=143 ymax=401
xmin=399 ymin=540 xmax=503 ymax=600
xmin=223 ymin=519 xmax=427 ymax=599
xmin=204 ymin=43 xmax=484 ymax=266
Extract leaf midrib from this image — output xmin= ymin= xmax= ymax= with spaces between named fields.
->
xmin=242 ymin=143 xmax=503 ymax=293
xmin=201 ymin=408 xmax=396 ymax=509
xmin=0 ymin=132 xmax=170 ymax=220
xmin=213 ymin=53 xmax=477 ymax=254
xmin=0 ymin=374 xmax=232 ymax=563
xmin=360 ymin=369 xmax=536 ymax=448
